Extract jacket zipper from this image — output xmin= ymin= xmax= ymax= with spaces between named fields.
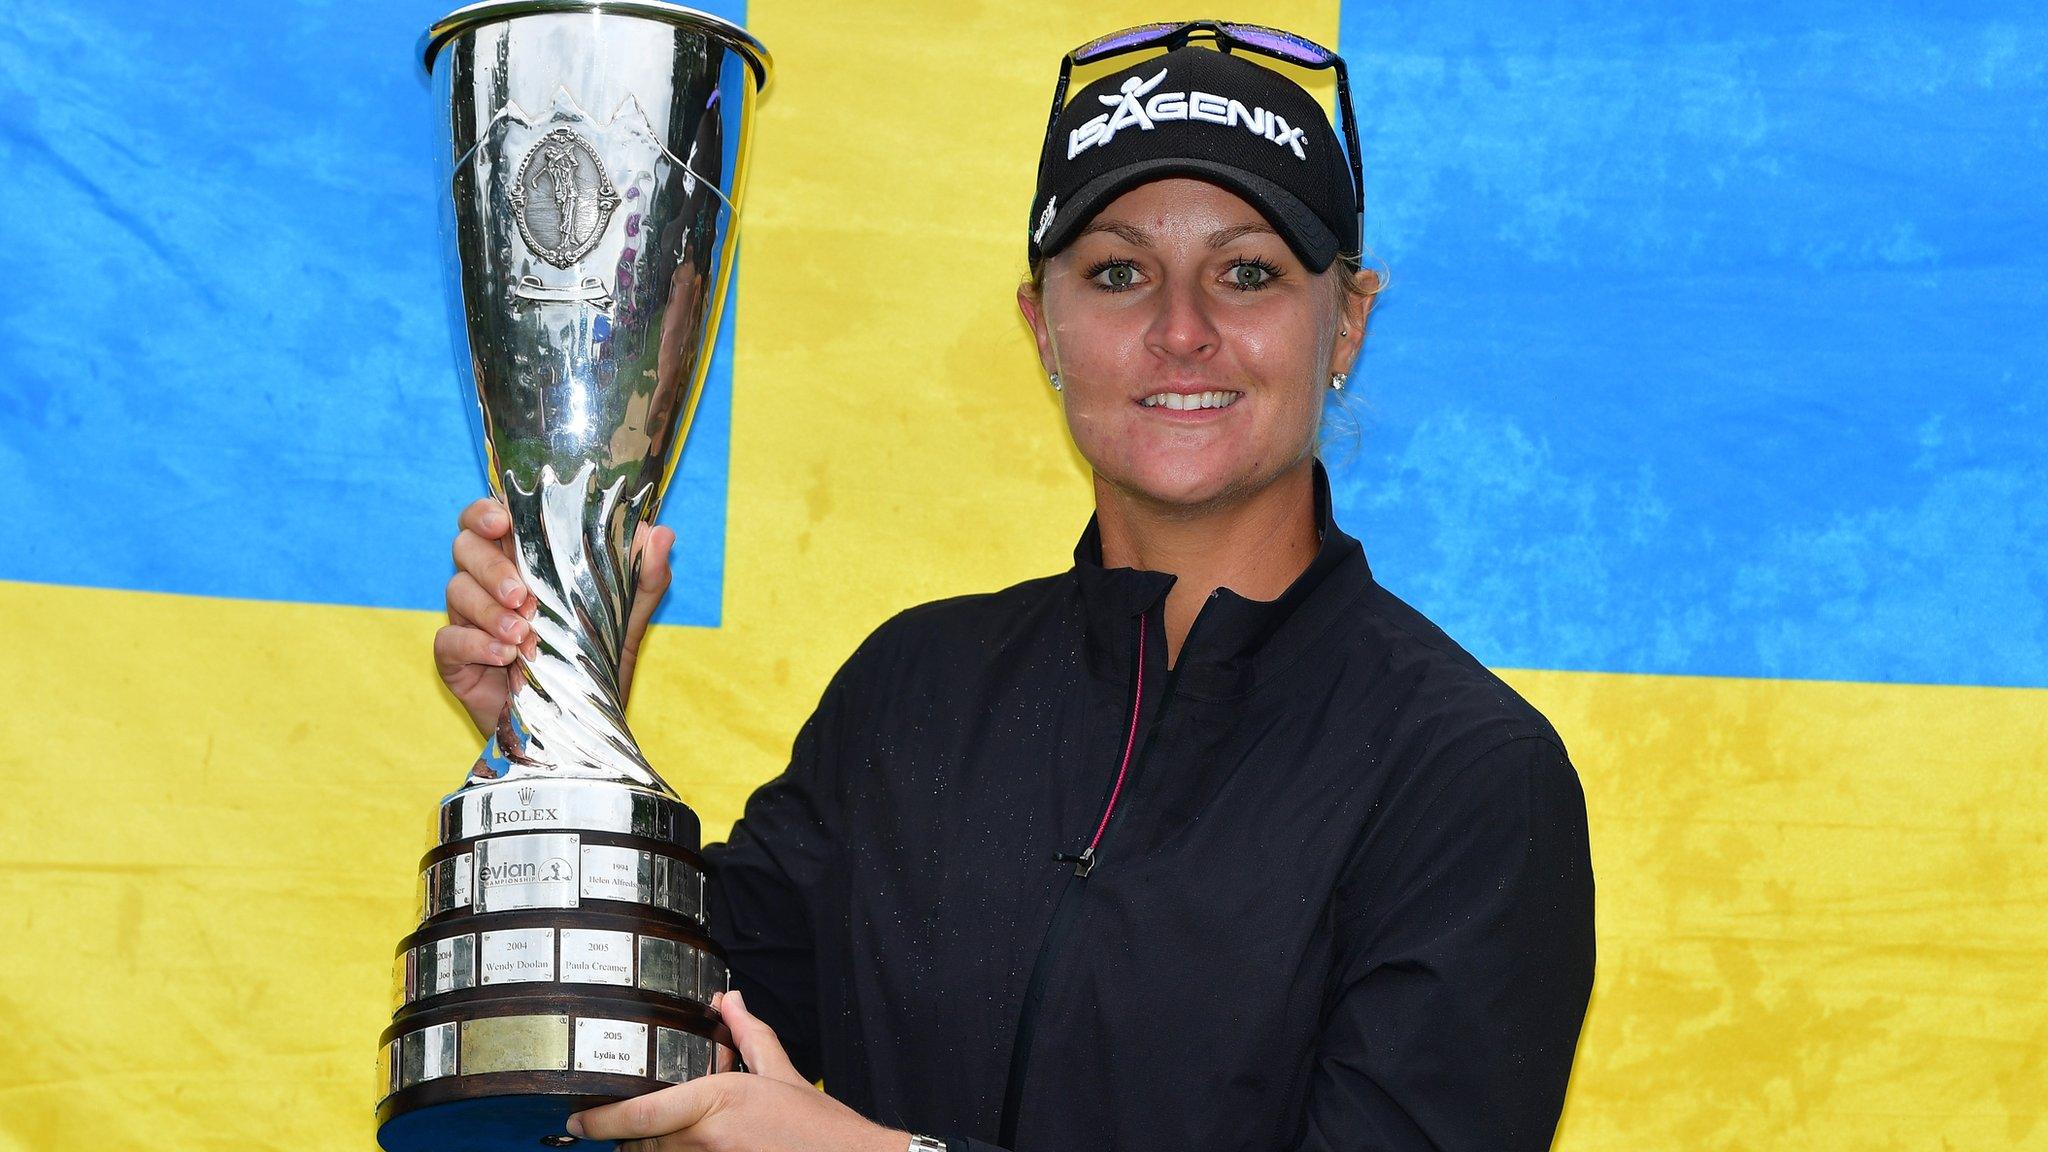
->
xmin=1054 ymin=620 xmax=1147 ymax=879
xmin=998 ymin=610 xmax=1191 ymax=1147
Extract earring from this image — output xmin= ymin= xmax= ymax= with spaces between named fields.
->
xmin=1049 ymin=372 xmax=1062 ymax=392
xmin=1329 ymin=373 xmax=1347 ymax=391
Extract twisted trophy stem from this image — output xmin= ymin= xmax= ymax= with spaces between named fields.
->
xmin=469 ymin=460 xmax=668 ymax=791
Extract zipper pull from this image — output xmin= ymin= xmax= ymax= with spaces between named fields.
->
xmin=1052 ymin=847 xmax=1097 ymax=878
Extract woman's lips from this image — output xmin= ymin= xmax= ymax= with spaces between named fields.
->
xmin=1137 ymin=389 xmax=1242 ymax=411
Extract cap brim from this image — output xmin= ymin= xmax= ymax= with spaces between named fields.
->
xmin=1034 ymin=157 xmax=1341 ymax=273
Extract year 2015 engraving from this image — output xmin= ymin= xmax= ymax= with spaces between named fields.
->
xmin=574 ymin=1017 xmax=649 ymax=1076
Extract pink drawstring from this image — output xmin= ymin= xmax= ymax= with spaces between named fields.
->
xmin=1085 ymin=618 xmax=1146 ymax=856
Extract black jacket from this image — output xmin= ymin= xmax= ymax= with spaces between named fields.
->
xmin=703 ymin=463 xmax=1595 ymax=1152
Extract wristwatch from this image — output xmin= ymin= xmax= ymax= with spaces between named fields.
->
xmin=907 ymin=1136 xmax=949 ymax=1152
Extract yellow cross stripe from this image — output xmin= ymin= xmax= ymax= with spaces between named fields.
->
xmin=5 ymin=579 xmax=2044 ymax=1147
xmin=1508 ymin=666 xmax=2048 ymax=1149
xmin=1 ymin=581 xmax=471 ymax=1148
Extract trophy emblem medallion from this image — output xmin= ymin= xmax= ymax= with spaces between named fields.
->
xmin=511 ymin=127 xmax=621 ymax=268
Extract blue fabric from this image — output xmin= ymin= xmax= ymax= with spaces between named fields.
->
xmin=1330 ymin=1 xmax=2047 ymax=685
xmin=4 ymin=1 xmax=2040 ymax=683
xmin=0 ymin=0 xmax=743 ymax=627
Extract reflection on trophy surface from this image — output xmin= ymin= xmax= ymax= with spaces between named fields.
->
xmin=377 ymin=4 xmax=769 ymax=1149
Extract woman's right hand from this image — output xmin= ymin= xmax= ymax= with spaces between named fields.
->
xmin=433 ymin=497 xmax=674 ymax=737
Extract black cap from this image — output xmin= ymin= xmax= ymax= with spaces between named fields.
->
xmin=1028 ymin=46 xmax=1358 ymax=272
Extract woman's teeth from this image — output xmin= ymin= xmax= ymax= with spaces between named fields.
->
xmin=1140 ymin=391 xmax=1241 ymax=411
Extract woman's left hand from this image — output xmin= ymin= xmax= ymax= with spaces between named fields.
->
xmin=566 ymin=989 xmax=910 ymax=1152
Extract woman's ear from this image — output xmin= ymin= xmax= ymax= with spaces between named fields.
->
xmin=1330 ymin=265 xmax=1378 ymax=376
xmin=1017 ymin=279 xmax=1058 ymax=379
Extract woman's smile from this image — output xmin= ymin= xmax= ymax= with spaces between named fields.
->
xmin=1137 ymin=388 xmax=1243 ymax=412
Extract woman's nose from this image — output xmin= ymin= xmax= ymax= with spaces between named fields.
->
xmin=1145 ymin=276 xmax=1220 ymax=361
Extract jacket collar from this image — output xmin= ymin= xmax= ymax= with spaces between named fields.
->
xmin=1069 ymin=460 xmax=1370 ymax=698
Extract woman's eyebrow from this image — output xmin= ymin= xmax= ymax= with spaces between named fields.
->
xmin=1208 ymin=223 xmax=1279 ymax=248
xmin=1076 ymin=219 xmax=1153 ymax=246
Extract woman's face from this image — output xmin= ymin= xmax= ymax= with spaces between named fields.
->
xmin=1019 ymin=177 xmax=1366 ymax=512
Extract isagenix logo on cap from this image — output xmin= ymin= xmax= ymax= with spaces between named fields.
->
xmin=1067 ymin=68 xmax=1310 ymax=161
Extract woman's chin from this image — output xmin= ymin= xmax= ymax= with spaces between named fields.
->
xmin=1105 ymin=459 xmax=1248 ymax=513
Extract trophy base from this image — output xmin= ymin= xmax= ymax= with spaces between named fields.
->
xmin=377 ymin=1080 xmax=637 ymax=1151
xmin=376 ymin=994 xmax=733 ymax=1150
xmin=381 ymin=769 xmax=730 ymax=1148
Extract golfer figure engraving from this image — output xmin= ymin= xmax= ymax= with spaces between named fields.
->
xmin=512 ymin=127 xmax=621 ymax=268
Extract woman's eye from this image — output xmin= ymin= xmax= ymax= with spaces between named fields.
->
xmin=1088 ymin=261 xmax=1142 ymax=291
xmin=1227 ymin=261 xmax=1277 ymax=291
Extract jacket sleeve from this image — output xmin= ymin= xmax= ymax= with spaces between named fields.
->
xmin=1301 ymin=733 xmax=1596 ymax=1152
xmin=699 ymin=646 xmax=872 ymax=1085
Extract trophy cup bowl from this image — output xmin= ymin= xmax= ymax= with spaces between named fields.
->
xmin=378 ymin=4 xmax=769 ymax=1149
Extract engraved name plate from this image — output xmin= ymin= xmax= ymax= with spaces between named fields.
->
xmin=637 ymin=935 xmax=681 ymax=998
xmin=421 ymin=862 xmax=441 ymax=918
xmin=652 ymin=855 xmax=674 ymax=912
xmin=667 ymin=857 xmax=704 ymax=921
xmin=475 ymin=833 xmax=580 ymax=912
xmin=580 ymin=843 xmax=650 ymax=904
xmin=418 ymin=933 xmax=477 ymax=997
xmin=680 ymin=942 xmax=708 ymax=1003
xmin=399 ymin=1021 xmax=459 ymax=1088
xmin=480 ymin=927 xmax=557 ymax=985
xmin=655 ymin=1027 xmax=713 ymax=1084
xmin=561 ymin=928 xmax=635 ymax=986
xmin=574 ymin=1017 xmax=649 ymax=1076
xmin=392 ymin=948 xmax=414 ymax=1008
xmin=461 ymin=1014 xmax=570 ymax=1074
xmin=654 ymin=1026 xmax=686 ymax=1084
xmin=422 ymin=851 xmax=476 ymax=919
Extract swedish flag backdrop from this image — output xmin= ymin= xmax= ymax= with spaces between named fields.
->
xmin=3 ymin=1 xmax=2044 ymax=1149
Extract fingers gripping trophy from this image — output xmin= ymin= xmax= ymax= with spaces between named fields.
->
xmin=378 ymin=4 xmax=769 ymax=1149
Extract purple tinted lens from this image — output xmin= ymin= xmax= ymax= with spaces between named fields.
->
xmin=1223 ymin=24 xmax=1334 ymax=64
xmin=1072 ymin=23 xmax=1178 ymax=63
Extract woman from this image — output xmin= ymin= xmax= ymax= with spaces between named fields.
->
xmin=435 ymin=25 xmax=1593 ymax=1152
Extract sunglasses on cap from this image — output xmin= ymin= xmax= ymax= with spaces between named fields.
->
xmin=1042 ymin=21 xmax=1364 ymax=224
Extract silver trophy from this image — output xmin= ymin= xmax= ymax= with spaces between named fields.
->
xmin=378 ymin=4 xmax=769 ymax=1149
